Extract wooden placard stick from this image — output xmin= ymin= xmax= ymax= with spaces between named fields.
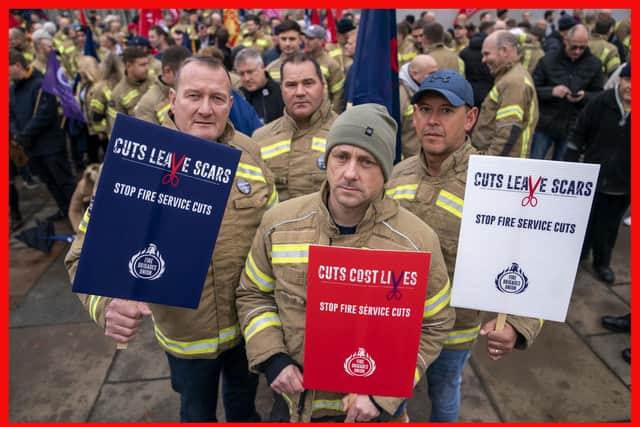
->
xmin=495 ymin=313 xmax=507 ymax=331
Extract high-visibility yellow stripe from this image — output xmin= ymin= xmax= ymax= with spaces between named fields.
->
xmin=539 ymin=318 xmax=545 ymax=328
xmin=330 ymin=77 xmax=345 ymax=94
xmin=260 ymin=140 xmax=291 ymax=160
xmin=496 ymin=105 xmax=524 ymax=121
xmin=312 ymin=400 xmax=344 ymax=411
xmin=489 ymin=86 xmax=499 ymax=103
xmin=103 ymin=87 xmax=112 ymax=101
xmin=122 ymin=89 xmax=140 ymax=107
xmin=107 ymin=107 xmax=117 ymax=119
xmin=403 ymin=104 xmax=414 ymax=116
xmin=413 ymin=367 xmax=421 ymax=385
xmin=436 ymin=189 xmax=464 ymax=218
xmin=236 ymin=162 xmax=266 ymax=183
xmin=320 ymin=65 xmax=330 ymax=78
xmin=457 ymin=57 xmax=466 ymax=77
xmin=244 ymin=311 xmax=282 ymax=342
xmin=78 ymin=208 xmax=91 ymax=233
xmin=90 ymin=99 xmax=105 ymax=111
xmin=521 ymin=92 xmax=536 ymax=158
xmin=154 ymin=323 xmax=240 ymax=355
xmin=386 ymin=184 xmax=418 ymax=200
xmin=266 ymin=186 xmax=279 ymax=209
xmin=399 ymin=51 xmax=417 ymax=62
xmin=245 ymin=251 xmax=276 ymax=292
xmin=523 ymin=49 xmax=532 ymax=70
xmin=444 ymin=324 xmax=481 ymax=345
xmin=270 ymin=70 xmax=281 ymax=81
xmin=256 ymin=39 xmax=269 ymax=47
xmin=329 ymin=48 xmax=342 ymax=57
xmin=606 ymin=56 xmax=621 ymax=74
xmin=424 ymin=279 xmax=451 ymax=318
xmin=311 ymin=136 xmax=327 ymax=152
xmin=89 ymin=295 xmax=101 ymax=322
xmin=272 ymin=243 xmax=309 ymax=264
xmin=156 ymin=103 xmax=171 ymax=122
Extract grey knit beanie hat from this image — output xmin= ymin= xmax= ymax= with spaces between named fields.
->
xmin=325 ymin=103 xmax=397 ymax=181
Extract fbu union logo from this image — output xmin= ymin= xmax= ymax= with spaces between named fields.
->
xmin=129 ymin=243 xmax=166 ymax=280
xmin=344 ymin=347 xmax=376 ymax=377
xmin=495 ymin=263 xmax=529 ymax=294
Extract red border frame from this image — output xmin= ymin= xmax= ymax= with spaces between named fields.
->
xmin=3 ymin=2 xmax=636 ymax=426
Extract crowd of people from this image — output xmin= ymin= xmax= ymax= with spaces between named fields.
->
xmin=9 ymin=7 xmax=631 ymax=422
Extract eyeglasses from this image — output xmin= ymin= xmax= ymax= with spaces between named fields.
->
xmin=567 ymin=44 xmax=587 ymax=52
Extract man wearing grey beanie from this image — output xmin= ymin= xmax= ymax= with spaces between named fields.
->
xmin=237 ymin=103 xmax=455 ymax=422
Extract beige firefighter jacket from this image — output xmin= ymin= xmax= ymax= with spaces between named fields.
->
xmin=472 ymin=62 xmax=538 ymax=158
xmin=424 ymin=43 xmax=465 ymax=77
xmin=109 ymin=74 xmax=152 ymax=122
xmin=89 ymin=79 xmax=118 ymax=138
xmin=133 ymin=74 xmax=171 ymax=126
xmin=78 ymin=81 xmax=107 ymax=136
xmin=311 ymin=50 xmax=346 ymax=114
xmin=64 ymin=120 xmax=278 ymax=359
xmin=399 ymin=83 xmax=420 ymax=159
xmin=253 ymin=99 xmax=337 ymax=202
xmin=398 ymin=37 xmax=418 ymax=67
xmin=588 ymin=34 xmax=622 ymax=78
xmin=235 ymin=182 xmax=455 ymax=421
xmin=386 ymin=142 xmax=544 ymax=350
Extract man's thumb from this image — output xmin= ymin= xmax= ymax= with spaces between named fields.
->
xmin=480 ymin=318 xmax=496 ymax=335
xmin=137 ymin=302 xmax=152 ymax=316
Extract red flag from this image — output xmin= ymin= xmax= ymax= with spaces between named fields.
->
xmin=335 ymin=9 xmax=343 ymax=20
xmin=311 ymin=9 xmax=321 ymax=25
xmin=79 ymin=10 xmax=88 ymax=26
xmin=326 ymin=9 xmax=337 ymax=43
xmin=9 ymin=12 xmax=21 ymax=29
xmin=454 ymin=8 xmax=480 ymax=25
xmin=139 ymin=9 xmax=163 ymax=38
xmin=167 ymin=9 xmax=180 ymax=27
xmin=224 ymin=9 xmax=241 ymax=48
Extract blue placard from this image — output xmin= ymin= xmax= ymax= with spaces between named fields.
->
xmin=72 ymin=114 xmax=241 ymax=308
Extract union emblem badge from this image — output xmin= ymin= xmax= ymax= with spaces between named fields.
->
xmin=344 ymin=347 xmax=376 ymax=377
xmin=128 ymin=243 xmax=166 ymax=280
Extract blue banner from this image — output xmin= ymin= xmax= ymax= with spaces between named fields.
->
xmin=72 ymin=114 xmax=241 ymax=308
xmin=346 ymin=9 xmax=401 ymax=163
xmin=41 ymin=50 xmax=85 ymax=122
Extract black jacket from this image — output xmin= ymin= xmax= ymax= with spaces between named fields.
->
xmin=567 ymin=88 xmax=629 ymax=194
xmin=459 ymin=32 xmax=494 ymax=108
xmin=532 ymin=47 xmax=603 ymax=140
xmin=543 ymin=30 xmax=564 ymax=55
xmin=9 ymin=68 xmax=67 ymax=157
xmin=239 ymin=73 xmax=284 ymax=125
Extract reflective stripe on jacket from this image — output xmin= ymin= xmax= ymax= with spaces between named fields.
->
xmin=236 ymin=182 xmax=455 ymax=420
xmin=387 ymin=142 xmax=544 ymax=350
xmin=64 ymin=120 xmax=278 ymax=359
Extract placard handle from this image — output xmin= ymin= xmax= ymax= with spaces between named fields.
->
xmin=495 ymin=313 xmax=507 ymax=331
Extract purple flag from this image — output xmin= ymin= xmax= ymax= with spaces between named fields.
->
xmin=41 ymin=51 xmax=85 ymax=122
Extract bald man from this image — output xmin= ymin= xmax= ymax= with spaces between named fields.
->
xmin=472 ymin=30 xmax=538 ymax=158
xmin=531 ymin=24 xmax=604 ymax=160
xmin=398 ymin=54 xmax=439 ymax=158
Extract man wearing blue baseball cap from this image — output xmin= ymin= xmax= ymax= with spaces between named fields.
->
xmin=387 ymin=69 xmax=544 ymax=421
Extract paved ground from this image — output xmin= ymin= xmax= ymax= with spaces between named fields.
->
xmin=9 ymin=178 xmax=631 ymax=422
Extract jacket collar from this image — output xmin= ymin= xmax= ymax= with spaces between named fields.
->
xmin=317 ymin=181 xmax=398 ymax=238
xmin=418 ymin=137 xmax=474 ymax=178
xmin=491 ymin=61 xmax=517 ymax=80
xmin=283 ymin=98 xmax=332 ymax=132
xmin=163 ymin=117 xmax=236 ymax=146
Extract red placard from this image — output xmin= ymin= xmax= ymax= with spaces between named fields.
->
xmin=303 ymin=245 xmax=431 ymax=398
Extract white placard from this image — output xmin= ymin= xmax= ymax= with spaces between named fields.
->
xmin=451 ymin=156 xmax=600 ymax=322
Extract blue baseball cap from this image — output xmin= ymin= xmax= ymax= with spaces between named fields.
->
xmin=411 ymin=69 xmax=475 ymax=107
